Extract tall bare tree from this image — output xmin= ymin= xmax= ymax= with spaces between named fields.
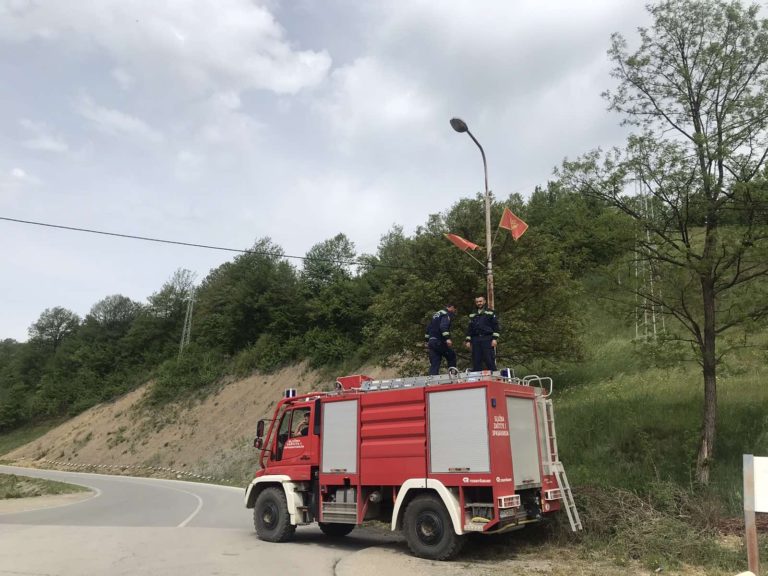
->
xmin=561 ymin=0 xmax=768 ymax=483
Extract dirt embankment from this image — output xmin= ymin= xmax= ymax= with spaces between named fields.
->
xmin=4 ymin=363 xmax=396 ymax=483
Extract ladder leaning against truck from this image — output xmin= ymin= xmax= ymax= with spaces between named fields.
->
xmin=244 ymin=370 xmax=581 ymax=560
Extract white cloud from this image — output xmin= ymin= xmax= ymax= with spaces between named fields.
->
xmin=318 ymin=57 xmax=442 ymax=152
xmin=0 ymin=0 xmax=332 ymax=95
xmin=10 ymin=167 xmax=42 ymax=185
xmin=23 ymin=135 xmax=69 ymax=153
xmin=76 ymin=95 xmax=164 ymax=143
xmin=173 ymin=149 xmax=204 ymax=183
xmin=169 ymin=90 xmax=264 ymax=180
xmin=307 ymin=0 xmax=647 ymax=196
xmin=19 ymin=118 xmax=69 ymax=153
xmin=0 ymin=166 xmax=41 ymax=198
xmin=111 ymin=67 xmax=135 ymax=90
xmin=210 ymin=91 xmax=241 ymax=111
xmin=292 ymin=171 xmax=389 ymax=255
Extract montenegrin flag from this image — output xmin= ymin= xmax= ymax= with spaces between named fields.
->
xmin=444 ymin=233 xmax=480 ymax=251
xmin=499 ymin=207 xmax=529 ymax=240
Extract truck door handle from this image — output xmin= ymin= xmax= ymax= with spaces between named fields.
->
xmin=300 ymin=455 xmax=311 ymax=460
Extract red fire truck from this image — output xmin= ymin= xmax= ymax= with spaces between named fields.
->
xmin=245 ymin=371 xmax=581 ymax=560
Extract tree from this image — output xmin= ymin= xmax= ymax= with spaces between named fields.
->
xmin=194 ymin=238 xmax=305 ymax=354
xmin=27 ymin=307 xmax=80 ymax=352
xmin=148 ymin=268 xmax=196 ymax=319
xmin=526 ymin=182 xmax=635 ymax=276
xmin=299 ymin=234 xmax=373 ymax=366
xmin=560 ymin=0 xmax=768 ymax=483
xmin=87 ymin=295 xmax=142 ymax=329
xmin=302 ymin=233 xmax=357 ymax=293
xmin=123 ymin=269 xmax=197 ymax=365
xmin=0 ymin=339 xmax=26 ymax=430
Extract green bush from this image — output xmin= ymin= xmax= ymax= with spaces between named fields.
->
xmin=303 ymin=328 xmax=356 ymax=368
xmin=233 ymin=343 xmax=264 ymax=376
xmin=233 ymin=334 xmax=300 ymax=376
xmin=147 ymin=346 xmax=226 ymax=405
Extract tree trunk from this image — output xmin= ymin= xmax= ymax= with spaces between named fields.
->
xmin=696 ymin=275 xmax=717 ymax=485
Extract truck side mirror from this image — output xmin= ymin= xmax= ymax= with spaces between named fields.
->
xmin=253 ymin=437 xmax=263 ymax=449
xmin=256 ymin=419 xmax=265 ymax=438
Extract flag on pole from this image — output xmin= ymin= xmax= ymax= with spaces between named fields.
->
xmin=444 ymin=233 xmax=480 ymax=251
xmin=499 ymin=207 xmax=528 ymax=240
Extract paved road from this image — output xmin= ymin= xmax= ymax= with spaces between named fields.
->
xmin=0 ymin=465 xmax=246 ymax=529
xmin=0 ymin=465 xmax=423 ymax=576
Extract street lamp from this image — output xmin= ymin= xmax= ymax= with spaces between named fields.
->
xmin=450 ymin=117 xmax=495 ymax=309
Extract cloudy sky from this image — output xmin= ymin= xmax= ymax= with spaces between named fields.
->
xmin=0 ymin=0 xmax=649 ymax=341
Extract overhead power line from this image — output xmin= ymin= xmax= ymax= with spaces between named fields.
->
xmin=0 ymin=215 xmax=421 ymax=271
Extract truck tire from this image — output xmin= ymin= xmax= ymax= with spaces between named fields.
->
xmin=253 ymin=487 xmax=296 ymax=543
xmin=403 ymin=494 xmax=465 ymax=560
xmin=318 ymin=522 xmax=355 ymax=538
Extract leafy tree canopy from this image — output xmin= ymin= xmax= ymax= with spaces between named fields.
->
xmin=27 ymin=307 xmax=80 ymax=352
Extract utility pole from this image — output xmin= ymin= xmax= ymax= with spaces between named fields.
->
xmin=450 ymin=117 xmax=495 ymax=309
xmin=178 ymin=290 xmax=195 ymax=358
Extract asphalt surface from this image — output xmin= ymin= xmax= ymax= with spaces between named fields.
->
xmin=0 ymin=465 xmax=245 ymax=528
xmin=0 ymin=464 xmax=422 ymax=576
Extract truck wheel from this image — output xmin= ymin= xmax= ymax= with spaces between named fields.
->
xmin=403 ymin=494 xmax=465 ymax=560
xmin=254 ymin=487 xmax=296 ymax=542
xmin=318 ymin=522 xmax=355 ymax=538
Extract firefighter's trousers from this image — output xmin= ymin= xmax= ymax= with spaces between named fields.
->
xmin=427 ymin=338 xmax=456 ymax=375
xmin=470 ymin=336 xmax=497 ymax=372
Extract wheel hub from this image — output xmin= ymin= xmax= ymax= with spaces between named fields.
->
xmin=262 ymin=503 xmax=277 ymax=529
xmin=416 ymin=511 xmax=443 ymax=544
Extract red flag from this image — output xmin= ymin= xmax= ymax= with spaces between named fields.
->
xmin=499 ymin=207 xmax=528 ymax=240
xmin=444 ymin=233 xmax=479 ymax=251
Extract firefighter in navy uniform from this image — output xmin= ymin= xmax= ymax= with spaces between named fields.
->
xmin=465 ymin=295 xmax=499 ymax=371
xmin=425 ymin=304 xmax=457 ymax=375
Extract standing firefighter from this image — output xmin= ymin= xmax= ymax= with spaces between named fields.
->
xmin=425 ymin=304 xmax=457 ymax=375
xmin=465 ymin=295 xmax=499 ymax=371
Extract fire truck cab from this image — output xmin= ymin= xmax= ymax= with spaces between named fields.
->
xmin=245 ymin=371 xmax=580 ymax=560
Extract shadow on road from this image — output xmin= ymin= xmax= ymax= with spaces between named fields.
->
xmin=275 ymin=525 xmax=407 ymax=555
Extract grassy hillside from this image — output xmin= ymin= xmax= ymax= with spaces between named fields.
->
xmin=535 ymin=293 xmax=768 ymax=573
xmin=553 ymin=295 xmax=768 ymax=510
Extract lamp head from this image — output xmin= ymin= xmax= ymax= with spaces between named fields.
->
xmin=450 ymin=117 xmax=468 ymax=133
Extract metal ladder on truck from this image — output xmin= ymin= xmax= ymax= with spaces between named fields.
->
xmin=539 ymin=396 xmax=582 ymax=531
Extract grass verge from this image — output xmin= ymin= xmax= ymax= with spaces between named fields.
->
xmin=0 ymin=473 xmax=89 ymax=499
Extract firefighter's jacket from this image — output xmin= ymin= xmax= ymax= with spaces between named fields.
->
xmin=465 ymin=308 xmax=500 ymax=342
xmin=425 ymin=309 xmax=455 ymax=342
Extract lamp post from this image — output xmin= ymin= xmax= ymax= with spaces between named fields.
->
xmin=450 ymin=117 xmax=494 ymax=309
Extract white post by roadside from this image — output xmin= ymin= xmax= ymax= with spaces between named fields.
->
xmin=743 ymin=454 xmax=766 ymax=575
